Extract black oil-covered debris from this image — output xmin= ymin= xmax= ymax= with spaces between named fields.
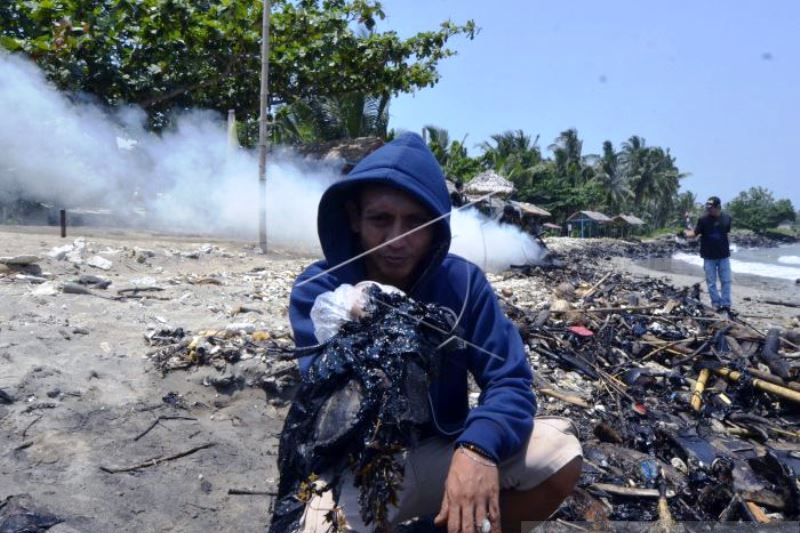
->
xmin=502 ymin=261 xmax=800 ymax=525
xmin=0 ymin=494 xmax=62 ymax=533
xmin=269 ymin=287 xmax=453 ymax=533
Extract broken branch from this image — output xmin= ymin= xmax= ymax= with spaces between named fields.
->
xmin=100 ymin=442 xmax=215 ymax=474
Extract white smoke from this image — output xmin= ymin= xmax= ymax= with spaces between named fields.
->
xmin=451 ymin=208 xmax=547 ymax=271
xmin=0 ymin=52 xmax=544 ymax=270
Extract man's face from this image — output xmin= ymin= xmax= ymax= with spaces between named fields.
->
xmin=706 ymin=204 xmax=721 ymax=217
xmin=348 ymin=185 xmax=435 ymax=289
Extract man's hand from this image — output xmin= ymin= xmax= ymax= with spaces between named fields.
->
xmin=434 ymin=447 xmax=501 ymax=533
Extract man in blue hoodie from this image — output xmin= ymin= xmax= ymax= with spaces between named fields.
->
xmin=289 ymin=133 xmax=582 ymax=532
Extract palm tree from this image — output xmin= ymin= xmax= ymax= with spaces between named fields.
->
xmin=478 ymin=130 xmax=541 ymax=189
xmin=590 ymin=140 xmax=631 ymax=213
xmin=272 ymin=92 xmax=390 ymax=143
xmin=549 ymin=129 xmax=589 ymax=186
xmin=422 ymin=125 xmax=480 ymax=182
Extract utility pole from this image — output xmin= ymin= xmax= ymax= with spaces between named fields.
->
xmin=257 ymin=0 xmax=271 ymax=253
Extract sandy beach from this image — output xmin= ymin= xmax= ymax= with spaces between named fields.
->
xmin=1 ymin=227 xmax=799 ymax=531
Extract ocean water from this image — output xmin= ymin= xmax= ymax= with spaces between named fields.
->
xmin=637 ymin=242 xmax=800 ymax=298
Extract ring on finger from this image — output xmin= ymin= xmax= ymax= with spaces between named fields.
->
xmin=480 ymin=517 xmax=491 ymax=533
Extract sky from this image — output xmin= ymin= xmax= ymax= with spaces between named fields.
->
xmin=378 ymin=0 xmax=800 ymax=210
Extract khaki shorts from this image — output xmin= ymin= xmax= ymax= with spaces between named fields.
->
xmin=300 ymin=416 xmax=582 ymax=532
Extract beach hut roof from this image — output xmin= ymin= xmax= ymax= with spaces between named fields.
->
xmin=567 ymin=210 xmax=612 ymax=223
xmin=510 ymin=200 xmax=551 ymax=218
xmin=295 ymin=136 xmax=385 ymax=163
xmin=543 ymin=222 xmax=562 ymax=230
xmin=613 ymin=214 xmax=646 ymax=226
xmin=464 ymin=171 xmax=515 ymax=197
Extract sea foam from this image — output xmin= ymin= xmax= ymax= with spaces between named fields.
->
xmin=673 ymin=252 xmax=800 ymax=281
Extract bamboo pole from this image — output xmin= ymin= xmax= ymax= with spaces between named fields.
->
xmin=257 ymin=0 xmax=271 ymax=254
xmin=713 ymin=367 xmax=800 ymax=404
xmin=691 ymin=368 xmax=710 ymax=411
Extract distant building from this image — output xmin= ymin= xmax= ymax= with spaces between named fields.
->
xmin=610 ymin=214 xmax=646 ymax=238
xmin=566 ymin=210 xmax=612 ymax=238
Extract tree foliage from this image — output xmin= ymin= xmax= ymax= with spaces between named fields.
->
xmin=0 ymin=0 xmax=475 ymax=131
xmin=727 ymin=187 xmax=796 ymax=232
xmin=272 ymin=92 xmax=390 ymax=144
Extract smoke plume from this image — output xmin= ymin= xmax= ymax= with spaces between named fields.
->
xmin=0 ymin=52 xmax=545 ymax=271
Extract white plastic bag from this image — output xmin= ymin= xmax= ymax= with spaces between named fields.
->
xmin=310 ymin=282 xmax=404 ymax=343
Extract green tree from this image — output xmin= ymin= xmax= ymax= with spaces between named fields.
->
xmin=423 ymin=125 xmax=480 ymax=182
xmin=549 ymin=128 xmax=592 ymax=186
xmin=728 ymin=187 xmax=796 ymax=232
xmin=272 ymin=92 xmax=390 ymax=143
xmin=478 ymin=130 xmax=542 ymax=190
xmin=1 ymin=0 xmax=475 ymax=132
xmin=588 ymin=140 xmax=631 ymax=214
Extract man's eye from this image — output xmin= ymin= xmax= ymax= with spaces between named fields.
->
xmin=367 ymin=215 xmax=391 ymax=225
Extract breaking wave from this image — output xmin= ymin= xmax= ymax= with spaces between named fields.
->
xmin=673 ymin=252 xmax=800 ymax=281
xmin=778 ymin=255 xmax=800 ymax=265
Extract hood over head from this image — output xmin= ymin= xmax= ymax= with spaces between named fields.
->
xmin=317 ymin=132 xmax=452 ymax=290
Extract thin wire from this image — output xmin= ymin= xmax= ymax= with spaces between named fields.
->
xmin=296 ymin=191 xmax=498 ymax=288
xmin=371 ymin=298 xmax=505 ymax=362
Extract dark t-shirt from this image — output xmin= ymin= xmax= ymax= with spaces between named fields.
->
xmin=694 ymin=213 xmax=732 ymax=259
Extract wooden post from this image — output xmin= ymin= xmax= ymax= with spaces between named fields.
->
xmin=60 ymin=209 xmax=66 ymax=238
xmin=257 ymin=0 xmax=271 ymax=254
xmin=227 ymin=109 xmax=238 ymax=152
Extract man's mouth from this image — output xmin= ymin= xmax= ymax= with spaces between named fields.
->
xmin=381 ymin=255 xmax=408 ymax=267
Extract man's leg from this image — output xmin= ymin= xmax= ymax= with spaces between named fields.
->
xmin=391 ymin=417 xmax=582 ymax=530
xmin=500 ymin=456 xmax=582 ymax=531
xmin=703 ymin=259 xmax=721 ymax=308
xmin=719 ymin=257 xmax=732 ymax=308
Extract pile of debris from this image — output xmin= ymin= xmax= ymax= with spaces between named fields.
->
xmin=502 ymin=262 xmax=800 ymax=525
xmin=145 ymin=324 xmax=299 ymax=398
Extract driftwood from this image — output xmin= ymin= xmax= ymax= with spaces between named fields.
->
xmin=762 ymin=299 xmax=800 ymax=309
xmin=100 ymin=442 xmax=215 ymax=473
xmin=133 ymin=416 xmax=198 ymax=441
xmin=538 ymin=387 xmax=591 ymax=408
xmin=589 ymin=483 xmax=675 ymax=499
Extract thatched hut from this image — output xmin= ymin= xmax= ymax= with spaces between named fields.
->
xmin=509 ymin=201 xmax=551 ymax=235
xmin=295 ymin=136 xmax=385 ymax=173
xmin=566 ymin=210 xmax=612 ymax=238
xmin=464 ymin=171 xmax=516 ymax=199
xmin=610 ymin=214 xmax=646 ymax=238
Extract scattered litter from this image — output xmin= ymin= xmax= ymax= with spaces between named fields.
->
xmin=502 ymin=260 xmax=800 ymax=523
xmin=86 ymin=255 xmax=112 ymax=270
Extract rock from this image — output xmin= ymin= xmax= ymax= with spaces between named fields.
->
xmin=550 ymin=299 xmax=572 ymax=313
xmin=31 ymin=281 xmax=59 ymax=296
xmin=87 ymin=255 xmax=112 ymax=270
xmin=47 ymin=244 xmax=74 ymax=260
xmin=555 ymin=282 xmax=576 ymax=300
xmin=0 ymin=263 xmax=10 ymax=274
xmin=225 ymin=323 xmax=256 ymax=334
xmin=0 ymin=255 xmax=40 ymax=266
xmin=670 ymin=457 xmax=688 ymax=474
xmin=501 ymin=288 xmax=513 ymax=298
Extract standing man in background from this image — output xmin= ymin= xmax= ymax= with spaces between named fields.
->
xmin=684 ymin=196 xmax=733 ymax=313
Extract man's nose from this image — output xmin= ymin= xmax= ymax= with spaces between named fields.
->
xmin=386 ymin=221 xmax=411 ymax=247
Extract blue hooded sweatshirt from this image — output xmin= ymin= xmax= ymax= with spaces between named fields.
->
xmin=288 ymin=133 xmax=536 ymax=463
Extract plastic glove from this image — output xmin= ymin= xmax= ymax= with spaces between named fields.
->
xmin=310 ymin=282 xmax=404 ymax=343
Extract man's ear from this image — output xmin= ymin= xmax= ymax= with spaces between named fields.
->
xmin=345 ymin=200 xmax=360 ymax=234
